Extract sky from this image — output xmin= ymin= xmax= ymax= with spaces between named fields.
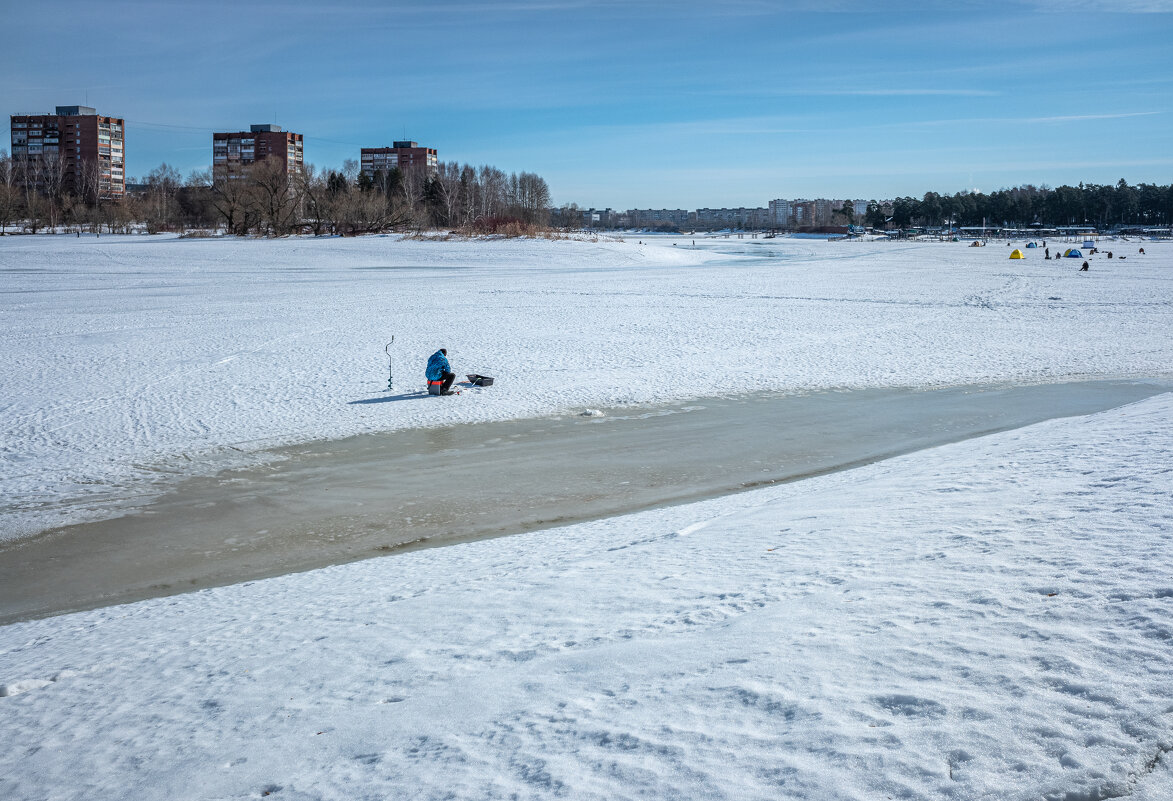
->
xmin=3 ymin=0 xmax=1172 ymax=208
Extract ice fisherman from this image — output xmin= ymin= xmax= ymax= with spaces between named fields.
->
xmin=426 ymin=348 xmax=457 ymax=395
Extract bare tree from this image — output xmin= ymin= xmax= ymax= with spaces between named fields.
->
xmin=144 ymin=163 xmax=182 ymax=233
xmin=14 ymin=155 xmax=49 ymax=234
xmin=61 ymin=193 xmax=84 ymax=232
xmin=458 ymin=164 xmax=477 ymax=228
xmin=433 ymin=161 xmax=465 ymax=228
xmin=476 ymin=165 xmax=507 ymax=221
xmin=0 ymin=150 xmax=19 ymax=234
xmin=39 ymin=152 xmax=68 ymax=230
xmin=210 ymin=169 xmax=252 ymax=235
xmin=399 ymin=164 xmax=428 ymax=222
xmin=339 ymin=189 xmax=404 ymax=235
xmin=105 ymin=199 xmax=136 ymax=234
xmin=372 ymin=166 xmax=402 ymax=199
xmin=176 ymin=169 xmax=217 ymax=231
xmin=78 ymin=158 xmax=104 ymax=211
xmin=502 ymin=172 xmax=550 ymax=225
xmin=297 ymin=164 xmax=333 ymax=236
xmin=0 ymin=145 xmax=554 ymax=238
xmin=248 ymin=158 xmax=301 ymax=236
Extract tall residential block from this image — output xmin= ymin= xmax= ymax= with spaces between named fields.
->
xmin=360 ymin=141 xmax=438 ymax=179
xmin=9 ymin=105 xmax=125 ymax=199
xmin=212 ymin=124 xmax=303 ymax=181
xmin=768 ymin=199 xmax=792 ymax=228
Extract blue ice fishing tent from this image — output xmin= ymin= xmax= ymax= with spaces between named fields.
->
xmin=1083 ymin=240 xmax=1095 ymax=249
xmin=1064 ymin=248 xmax=1083 ymax=258
xmin=1025 ymin=242 xmax=1038 ymax=248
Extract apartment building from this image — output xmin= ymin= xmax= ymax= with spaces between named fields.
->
xmin=811 ymin=198 xmax=835 ymax=227
xmin=627 ymin=208 xmax=692 ymax=228
xmin=581 ymin=208 xmax=621 ymax=227
xmin=768 ymin=199 xmax=792 ymax=228
xmin=695 ymin=207 xmax=770 ymax=229
xmin=360 ymin=141 xmax=438 ymax=179
xmin=826 ymin=199 xmax=868 ymax=220
xmin=772 ymin=198 xmax=863 ymax=229
xmin=9 ymin=105 xmax=125 ymax=199
xmin=212 ymin=124 xmax=303 ymax=181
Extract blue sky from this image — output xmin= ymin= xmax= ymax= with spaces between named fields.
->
xmin=4 ymin=0 xmax=1172 ymax=208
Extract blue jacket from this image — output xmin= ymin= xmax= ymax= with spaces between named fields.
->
xmin=426 ymin=350 xmax=451 ymax=381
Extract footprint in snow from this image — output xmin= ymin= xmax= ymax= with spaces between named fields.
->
xmin=0 ymin=679 xmax=55 ymax=698
xmin=0 ymin=670 xmax=78 ymax=698
xmin=873 ymin=694 xmax=947 ymax=718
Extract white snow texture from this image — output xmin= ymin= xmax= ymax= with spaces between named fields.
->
xmin=2 ymin=234 xmax=1170 ymax=538
xmin=2 ymin=234 xmax=1172 ymax=800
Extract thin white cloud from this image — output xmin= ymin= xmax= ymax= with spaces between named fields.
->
xmin=1024 ymin=111 xmax=1164 ymax=122
xmin=900 ymin=111 xmax=1164 ymax=128
xmin=551 ymin=109 xmax=1164 ymax=143
xmin=1025 ymin=0 xmax=1173 ymax=10
xmin=816 ymin=89 xmax=1000 ymax=97
xmin=681 ymin=86 xmax=1001 ymax=99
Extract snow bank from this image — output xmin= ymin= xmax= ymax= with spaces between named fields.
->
xmin=1 ymin=234 xmax=1171 ymax=538
xmin=2 ymin=391 xmax=1171 ymax=800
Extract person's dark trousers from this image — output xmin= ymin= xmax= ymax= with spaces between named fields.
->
xmin=440 ymin=371 xmax=456 ymax=393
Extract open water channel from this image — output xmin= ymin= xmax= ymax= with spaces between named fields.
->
xmin=0 ymin=378 xmax=1167 ymax=623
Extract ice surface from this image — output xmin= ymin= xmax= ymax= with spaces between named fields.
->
xmin=2 ymin=234 xmax=1171 ymax=539
xmin=1 ymin=390 xmax=1171 ymax=800
xmin=2 ymin=234 xmax=1172 ymax=799
xmin=3 ymin=379 xmax=1165 ymax=624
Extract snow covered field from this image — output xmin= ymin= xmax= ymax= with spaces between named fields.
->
xmin=1 ymin=234 xmax=1171 ymax=539
xmin=2 ymin=385 xmax=1172 ymax=800
xmin=2 ymin=234 xmax=1173 ymax=800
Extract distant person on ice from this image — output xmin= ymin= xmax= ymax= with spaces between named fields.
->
xmin=426 ymin=348 xmax=457 ymax=395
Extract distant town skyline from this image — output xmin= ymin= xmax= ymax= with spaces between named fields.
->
xmin=4 ymin=0 xmax=1172 ymax=209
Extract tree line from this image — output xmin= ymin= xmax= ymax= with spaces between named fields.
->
xmin=861 ymin=180 xmax=1173 ymax=230
xmin=0 ymin=149 xmax=552 ymax=236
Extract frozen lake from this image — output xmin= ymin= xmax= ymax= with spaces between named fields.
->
xmin=3 ymin=235 xmax=1173 ymax=800
xmin=1 ymin=378 xmax=1165 ymax=623
xmin=3 ymin=234 xmax=1170 ymax=541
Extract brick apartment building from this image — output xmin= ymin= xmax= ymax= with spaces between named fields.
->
xmin=212 ymin=124 xmax=303 ymax=181
xmin=9 ymin=105 xmax=125 ymax=199
xmin=360 ymin=141 xmax=438 ymax=179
